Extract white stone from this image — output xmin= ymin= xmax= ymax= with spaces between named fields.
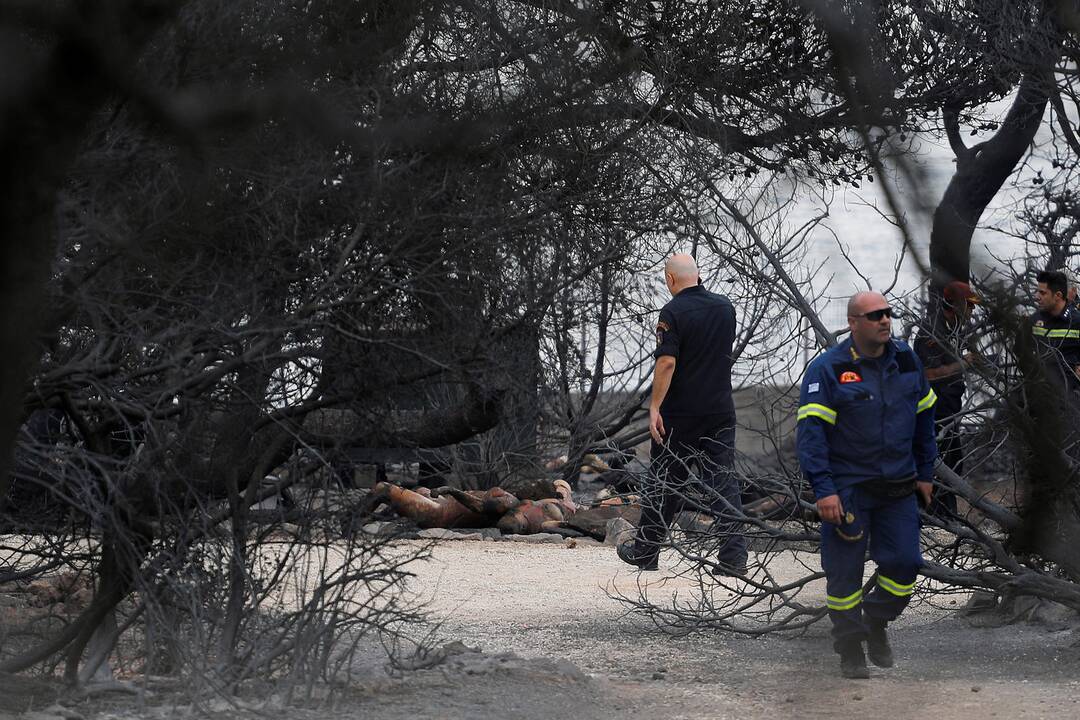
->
xmin=416 ymin=528 xmax=455 ymax=540
xmin=503 ymin=533 xmax=565 ymax=544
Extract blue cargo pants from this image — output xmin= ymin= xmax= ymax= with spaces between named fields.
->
xmin=821 ymin=483 xmax=922 ymax=643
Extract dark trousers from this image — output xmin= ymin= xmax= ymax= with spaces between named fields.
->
xmin=930 ymin=425 xmax=962 ymax=516
xmin=931 ymin=395 xmax=963 ymax=517
xmin=633 ymin=415 xmax=747 ymax=569
xmin=822 ymin=485 xmax=922 ymax=644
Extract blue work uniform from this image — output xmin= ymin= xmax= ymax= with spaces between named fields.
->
xmin=1030 ymin=307 xmax=1080 ymax=389
xmin=633 ymin=284 xmax=745 ymax=571
xmin=797 ymin=337 xmax=937 ymax=642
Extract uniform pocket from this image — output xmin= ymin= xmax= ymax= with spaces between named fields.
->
xmin=834 ymin=386 xmax=878 ymax=451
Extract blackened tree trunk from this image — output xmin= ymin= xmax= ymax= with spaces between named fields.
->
xmin=0 ymin=2 xmax=181 ymax=502
xmin=929 ymin=73 xmax=1052 ymax=287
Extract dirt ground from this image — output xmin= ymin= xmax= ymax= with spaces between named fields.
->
xmin=4 ymin=539 xmax=1079 ymax=720
xmin=337 ymin=540 xmax=1080 ymax=720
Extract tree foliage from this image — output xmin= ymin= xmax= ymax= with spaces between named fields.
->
xmin=2 ymin=0 xmax=1080 ymax=690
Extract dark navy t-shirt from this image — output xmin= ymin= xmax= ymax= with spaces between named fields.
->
xmin=653 ymin=285 xmax=736 ymax=418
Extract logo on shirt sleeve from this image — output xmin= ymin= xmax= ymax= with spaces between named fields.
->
xmin=807 ymin=382 xmax=820 ymax=394
xmin=655 ymin=320 xmax=670 ymax=346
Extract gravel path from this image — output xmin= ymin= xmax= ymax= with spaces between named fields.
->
xmin=341 ymin=539 xmax=1080 ymax=720
xmin=5 ymin=538 xmax=1077 ymax=720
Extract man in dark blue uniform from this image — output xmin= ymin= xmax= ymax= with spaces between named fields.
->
xmin=1030 ymin=269 xmax=1080 ymax=389
xmin=617 ymin=253 xmax=746 ymax=576
xmin=913 ymin=281 xmax=981 ymax=517
xmin=797 ymin=291 xmax=937 ymax=679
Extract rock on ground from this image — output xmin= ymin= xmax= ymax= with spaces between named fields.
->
xmin=501 ymin=532 xmax=565 ymax=544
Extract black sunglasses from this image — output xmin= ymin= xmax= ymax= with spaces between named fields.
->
xmin=854 ymin=307 xmax=893 ymax=321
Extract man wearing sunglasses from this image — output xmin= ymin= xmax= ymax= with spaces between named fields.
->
xmin=797 ymin=291 xmax=937 ymax=679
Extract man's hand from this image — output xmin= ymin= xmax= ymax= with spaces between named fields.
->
xmin=648 ymin=355 xmax=675 ymax=445
xmin=916 ymin=481 xmax=933 ymax=508
xmin=816 ymin=494 xmax=844 ymax=525
xmin=649 ymin=406 xmax=666 ymax=444
xmin=964 ymin=351 xmax=989 ymax=370
xmin=926 ymin=361 xmax=963 ymax=380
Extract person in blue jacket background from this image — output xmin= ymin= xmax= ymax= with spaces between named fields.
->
xmin=797 ymin=291 xmax=937 ymax=679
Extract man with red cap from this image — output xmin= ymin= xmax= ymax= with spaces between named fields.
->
xmin=913 ymin=281 xmax=980 ymax=517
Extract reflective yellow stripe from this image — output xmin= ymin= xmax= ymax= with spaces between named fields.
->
xmin=1045 ymin=328 xmax=1080 ymax=339
xmin=826 ymin=588 xmax=863 ymax=611
xmin=916 ymin=388 xmax=937 ymax=413
xmin=877 ymin=574 xmax=915 ymax=597
xmin=797 ymin=403 xmax=837 ymax=425
xmin=1032 ymin=326 xmax=1048 ymax=336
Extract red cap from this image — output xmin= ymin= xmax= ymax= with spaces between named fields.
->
xmin=943 ymin=281 xmax=980 ymax=305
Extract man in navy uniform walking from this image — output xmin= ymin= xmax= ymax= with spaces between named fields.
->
xmin=617 ymin=253 xmax=746 ymax=576
xmin=797 ymin=291 xmax=937 ymax=678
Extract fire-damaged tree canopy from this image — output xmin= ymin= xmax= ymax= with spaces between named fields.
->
xmin=3 ymin=0 xmax=1066 ymax=490
xmin=1 ymin=0 xmax=1078 ymax=691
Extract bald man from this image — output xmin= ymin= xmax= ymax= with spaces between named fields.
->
xmin=796 ymin=291 xmax=937 ymax=679
xmin=617 ymin=254 xmax=746 ymax=576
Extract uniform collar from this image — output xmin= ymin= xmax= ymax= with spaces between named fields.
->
xmin=1036 ymin=306 xmax=1071 ymax=321
xmin=1041 ymin=303 xmax=1071 ymax=321
xmin=841 ymin=336 xmax=895 ymax=364
xmin=675 ymin=284 xmax=706 ymax=296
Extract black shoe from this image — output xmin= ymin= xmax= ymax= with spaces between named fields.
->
xmin=709 ymin=561 xmax=748 ymax=578
xmin=616 ymin=541 xmax=658 ymax=571
xmin=866 ymin=618 xmax=894 ymax=668
xmin=836 ymin=639 xmax=870 ymax=679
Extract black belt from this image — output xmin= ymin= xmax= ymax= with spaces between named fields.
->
xmin=860 ymin=476 xmax=916 ymax=499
